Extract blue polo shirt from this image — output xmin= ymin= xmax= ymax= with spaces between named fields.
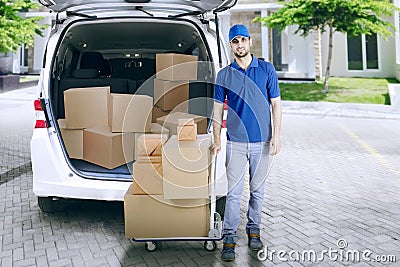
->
xmin=214 ymin=55 xmax=280 ymax=143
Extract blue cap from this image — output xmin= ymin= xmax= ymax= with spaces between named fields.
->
xmin=229 ymin=24 xmax=250 ymax=42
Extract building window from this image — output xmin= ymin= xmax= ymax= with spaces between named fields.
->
xmin=347 ymin=33 xmax=379 ymax=70
xmin=395 ymin=7 xmax=400 ymax=64
xmin=19 ymin=43 xmax=28 ymax=67
xmin=347 ymin=35 xmax=362 ymax=70
xmin=271 ymin=27 xmax=289 ymax=71
xmin=366 ymin=34 xmax=378 ymax=69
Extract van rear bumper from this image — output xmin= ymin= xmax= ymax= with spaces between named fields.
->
xmin=31 ymin=128 xmax=130 ymax=201
xmin=33 ymin=180 xmax=130 ymax=201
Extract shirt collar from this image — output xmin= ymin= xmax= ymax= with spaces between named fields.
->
xmin=231 ymin=55 xmax=259 ymax=70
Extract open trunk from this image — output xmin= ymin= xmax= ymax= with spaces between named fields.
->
xmin=50 ymin=18 xmax=214 ymax=180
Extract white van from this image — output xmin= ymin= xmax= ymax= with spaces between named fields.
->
xmin=31 ymin=0 xmax=233 ymax=213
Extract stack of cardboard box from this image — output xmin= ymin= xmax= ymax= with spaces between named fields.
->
xmin=57 ymin=54 xmax=213 ymax=238
xmin=132 ymin=133 xmax=167 ymax=195
xmin=151 ymin=53 xmax=198 ymax=122
xmin=60 ymin=86 xmax=154 ymax=169
xmin=125 ymin=132 xmax=211 ymax=238
xmin=125 ymin=118 xmax=211 ymax=238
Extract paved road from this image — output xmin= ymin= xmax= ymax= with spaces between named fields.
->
xmin=1 ymin=87 xmax=400 ymax=266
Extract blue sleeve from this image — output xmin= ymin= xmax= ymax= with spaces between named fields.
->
xmin=214 ymin=70 xmax=226 ymax=103
xmin=266 ymin=62 xmax=280 ymax=99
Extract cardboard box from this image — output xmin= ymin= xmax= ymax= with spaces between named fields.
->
xmin=178 ymin=118 xmax=195 ymax=126
xmin=124 ymin=185 xmax=210 ymax=238
xmin=156 ymin=112 xmax=207 ymax=135
xmin=172 ymin=102 xmax=189 ymax=113
xmin=152 ymin=104 xmax=190 ymax=123
xmin=177 ymin=124 xmax=197 ymax=141
xmin=150 ymin=122 xmax=170 ymax=136
xmin=162 ymin=134 xmax=212 ymax=199
xmin=137 ymin=134 xmax=168 ymax=157
xmin=136 ymin=155 xmax=162 ymax=164
xmin=152 ymin=105 xmax=170 ymax=123
xmin=109 ymin=93 xmax=152 ymax=133
xmin=58 ymin=119 xmax=83 ymax=159
xmin=156 ymin=53 xmax=198 ymax=81
xmin=154 ymin=79 xmax=189 ymax=111
xmin=64 ymin=86 xmax=110 ymax=129
xmin=132 ymin=162 xmax=163 ymax=195
xmin=134 ymin=123 xmax=169 ymax=160
xmin=83 ymin=126 xmax=135 ymax=169
xmin=132 ymin=180 xmax=147 ymax=195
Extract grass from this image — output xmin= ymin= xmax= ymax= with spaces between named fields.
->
xmin=279 ymin=77 xmax=399 ymax=105
xmin=19 ymin=76 xmax=39 ymax=83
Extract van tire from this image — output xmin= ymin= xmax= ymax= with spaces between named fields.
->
xmin=38 ymin=197 xmax=67 ymax=213
xmin=216 ymin=196 xmax=226 ymax=220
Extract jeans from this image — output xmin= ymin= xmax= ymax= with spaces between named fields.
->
xmin=223 ymin=141 xmax=270 ymax=243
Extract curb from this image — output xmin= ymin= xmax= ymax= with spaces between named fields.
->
xmin=18 ymin=80 xmax=38 ymax=89
xmin=282 ymin=100 xmax=400 ymax=120
xmin=0 ymin=75 xmax=38 ymax=94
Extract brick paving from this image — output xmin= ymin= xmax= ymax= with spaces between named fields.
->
xmin=1 ymin=87 xmax=400 ymax=266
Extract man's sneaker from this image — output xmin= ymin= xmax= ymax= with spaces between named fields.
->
xmin=221 ymin=236 xmax=236 ymax=261
xmin=247 ymin=228 xmax=264 ymax=251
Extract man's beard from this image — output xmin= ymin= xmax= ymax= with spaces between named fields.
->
xmin=234 ymin=49 xmax=250 ymax=58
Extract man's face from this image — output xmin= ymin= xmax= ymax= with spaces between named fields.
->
xmin=230 ymin=36 xmax=251 ymax=58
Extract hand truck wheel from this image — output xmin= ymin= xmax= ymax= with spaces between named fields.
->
xmin=145 ymin=241 xmax=158 ymax=252
xmin=204 ymin=241 xmax=217 ymax=251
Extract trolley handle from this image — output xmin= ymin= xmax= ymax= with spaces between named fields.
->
xmin=209 ymin=154 xmax=218 ymax=236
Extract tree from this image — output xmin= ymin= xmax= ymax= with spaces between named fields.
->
xmin=253 ymin=0 xmax=398 ymax=93
xmin=0 ymin=0 xmax=47 ymax=54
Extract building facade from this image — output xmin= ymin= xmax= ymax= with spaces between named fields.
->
xmin=13 ymin=0 xmax=400 ymax=81
xmin=218 ymin=0 xmax=399 ymax=80
xmin=11 ymin=6 xmax=54 ymax=75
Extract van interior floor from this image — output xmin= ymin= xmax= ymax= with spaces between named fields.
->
xmin=70 ymin=159 xmax=133 ymax=179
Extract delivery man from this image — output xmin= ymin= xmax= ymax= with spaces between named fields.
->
xmin=212 ymin=24 xmax=282 ymax=261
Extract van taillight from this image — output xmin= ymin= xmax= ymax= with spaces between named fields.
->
xmin=222 ymin=99 xmax=227 ymax=128
xmin=34 ymin=99 xmax=48 ymax=128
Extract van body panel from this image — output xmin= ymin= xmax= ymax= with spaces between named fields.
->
xmin=32 ymin=7 xmax=231 ymax=201
xmin=32 ymin=129 xmax=131 ymax=200
xmin=40 ymin=0 xmax=236 ymax=13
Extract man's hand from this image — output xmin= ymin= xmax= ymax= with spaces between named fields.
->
xmin=270 ymin=96 xmax=282 ymax=156
xmin=212 ymin=101 xmax=224 ymax=156
xmin=210 ymin=143 xmax=221 ymax=155
xmin=270 ymin=135 xmax=281 ymax=155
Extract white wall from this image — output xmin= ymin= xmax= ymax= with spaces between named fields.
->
xmin=285 ymin=25 xmax=314 ymax=78
xmin=33 ymin=15 xmax=53 ymax=73
xmin=12 ymin=12 xmax=53 ymax=74
xmin=220 ymin=6 xmax=315 ymax=79
xmin=321 ymin=28 xmax=396 ymax=78
xmin=394 ymin=0 xmax=400 ymax=81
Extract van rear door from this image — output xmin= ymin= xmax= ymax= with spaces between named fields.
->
xmin=38 ymin=0 xmax=236 ymax=13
